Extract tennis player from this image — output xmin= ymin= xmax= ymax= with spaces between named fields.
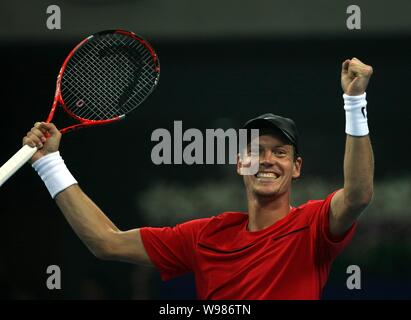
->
xmin=23 ymin=57 xmax=374 ymax=299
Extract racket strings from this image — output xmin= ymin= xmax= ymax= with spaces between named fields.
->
xmin=65 ymin=36 xmax=141 ymax=118
xmin=64 ymin=38 xmax=132 ymax=119
xmin=61 ymin=33 xmax=159 ymax=120
xmin=75 ymin=36 xmax=153 ymax=118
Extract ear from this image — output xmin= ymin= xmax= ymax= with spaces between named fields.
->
xmin=292 ymin=156 xmax=303 ymax=179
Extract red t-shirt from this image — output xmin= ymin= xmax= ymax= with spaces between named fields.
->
xmin=140 ymin=190 xmax=357 ymax=300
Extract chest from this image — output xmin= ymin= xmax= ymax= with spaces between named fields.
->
xmin=194 ymin=225 xmax=319 ymax=299
xmin=196 ymin=224 xmax=314 ymax=272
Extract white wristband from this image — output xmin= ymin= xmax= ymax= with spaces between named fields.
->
xmin=32 ymin=151 xmax=77 ymax=199
xmin=343 ymin=92 xmax=369 ymax=136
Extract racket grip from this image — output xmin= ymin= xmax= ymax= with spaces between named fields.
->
xmin=0 ymin=144 xmax=38 ymax=187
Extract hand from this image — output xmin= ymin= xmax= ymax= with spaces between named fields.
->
xmin=22 ymin=122 xmax=62 ymax=163
xmin=341 ymin=57 xmax=373 ymax=96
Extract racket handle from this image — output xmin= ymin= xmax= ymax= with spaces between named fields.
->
xmin=0 ymin=144 xmax=38 ymax=187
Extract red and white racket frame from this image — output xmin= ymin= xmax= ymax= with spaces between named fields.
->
xmin=0 ymin=29 xmax=160 ymax=186
xmin=49 ymin=29 xmax=160 ymax=134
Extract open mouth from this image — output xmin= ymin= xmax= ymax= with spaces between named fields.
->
xmin=255 ymin=172 xmax=280 ymax=180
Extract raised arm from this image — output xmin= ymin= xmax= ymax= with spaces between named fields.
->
xmin=330 ymin=58 xmax=375 ymax=237
xmin=23 ymin=122 xmax=152 ymax=265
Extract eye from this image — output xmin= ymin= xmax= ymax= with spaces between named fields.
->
xmin=273 ymin=149 xmax=287 ymax=157
xmin=246 ymin=151 xmax=259 ymax=157
xmin=251 ymin=147 xmax=264 ymax=156
xmin=246 ymin=147 xmax=260 ymax=156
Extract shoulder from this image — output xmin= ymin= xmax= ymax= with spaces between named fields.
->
xmin=174 ymin=212 xmax=246 ymax=234
xmin=205 ymin=211 xmax=248 ymax=230
xmin=211 ymin=211 xmax=248 ymax=222
xmin=296 ymin=199 xmax=324 ymax=212
xmin=293 ymin=191 xmax=340 ymax=223
xmin=196 ymin=211 xmax=247 ymax=239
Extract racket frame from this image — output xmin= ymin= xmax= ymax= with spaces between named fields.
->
xmin=0 ymin=29 xmax=160 ymax=186
xmin=47 ymin=29 xmax=160 ymax=134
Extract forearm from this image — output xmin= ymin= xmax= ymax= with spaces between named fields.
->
xmin=343 ymin=134 xmax=374 ymax=207
xmin=330 ymin=58 xmax=374 ymax=235
xmin=55 ymin=184 xmax=119 ymax=258
xmin=24 ymin=124 xmax=150 ymax=264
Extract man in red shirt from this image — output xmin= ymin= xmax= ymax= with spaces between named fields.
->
xmin=23 ymin=57 xmax=374 ymax=299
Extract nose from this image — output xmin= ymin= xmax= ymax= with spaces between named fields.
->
xmin=260 ymin=150 xmax=276 ymax=166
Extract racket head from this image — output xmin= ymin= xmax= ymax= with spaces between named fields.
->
xmin=53 ymin=29 xmax=160 ymax=125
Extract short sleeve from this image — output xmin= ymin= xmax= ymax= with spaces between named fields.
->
xmin=140 ymin=218 xmax=210 ymax=281
xmin=311 ymin=190 xmax=357 ymax=262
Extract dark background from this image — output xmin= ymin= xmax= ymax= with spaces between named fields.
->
xmin=0 ymin=1 xmax=411 ymax=299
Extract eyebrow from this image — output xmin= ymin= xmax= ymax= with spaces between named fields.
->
xmin=259 ymin=144 xmax=289 ymax=148
xmin=253 ymin=143 xmax=291 ymax=149
xmin=246 ymin=143 xmax=291 ymax=151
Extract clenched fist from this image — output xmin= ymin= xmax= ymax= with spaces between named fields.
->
xmin=22 ymin=122 xmax=61 ymax=163
xmin=341 ymin=58 xmax=373 ymax=96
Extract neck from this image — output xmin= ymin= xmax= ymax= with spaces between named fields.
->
xmin=246 ymin=191 xmax=291 ymax=232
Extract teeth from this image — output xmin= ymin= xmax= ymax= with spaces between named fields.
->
xmin=256 ymin=172 xmax=278 ymax=178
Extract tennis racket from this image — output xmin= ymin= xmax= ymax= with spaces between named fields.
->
xmin=0 ymin=29 xmax=160 ymax=187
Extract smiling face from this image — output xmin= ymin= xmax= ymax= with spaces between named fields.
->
xmin=237 ymin=128 xmax=302 ymax=199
